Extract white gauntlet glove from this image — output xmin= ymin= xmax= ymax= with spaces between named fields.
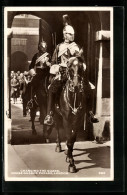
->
xmin=29 ymin=69 xmax=36 ymax=76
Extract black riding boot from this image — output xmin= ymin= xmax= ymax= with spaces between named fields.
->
xmin=87 ymin=90 xmax=99 ymax=123
xmin=44 ymin=79 xmax=63 ymax=125
xmin=44 ymin=90 xmax=55 ymax=126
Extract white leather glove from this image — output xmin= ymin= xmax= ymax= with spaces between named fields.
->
xmin=29 ymin=69 xmax=36 ymax=76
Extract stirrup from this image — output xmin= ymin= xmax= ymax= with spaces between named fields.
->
xmin=89 ymin=111 xmax=99 ymax=123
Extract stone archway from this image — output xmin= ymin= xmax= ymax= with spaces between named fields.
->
xmin=7 ymin=10 xmax=111 ymax=141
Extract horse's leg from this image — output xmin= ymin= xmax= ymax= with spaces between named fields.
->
xmin=38 ymin=99 xmax=51 ymax=142
xmin=65 ymin=131 xmax=76 ymax=163
xmin=65 ymin=134 xmax=75 ymax=160
xmin=30 ymin=107 xmax=37 ymax=135
xmin=66 ymin=138 xmax=76 ymax=173
xmin=63 ymin=118 xmax=77 ymax=173
xmin=39 ymin=103 xmax=44 ymax=125
xmin=55 ymin=121 xmax=62 ymax=152
xmin=43 ymin=125 xmax=53 ymax=143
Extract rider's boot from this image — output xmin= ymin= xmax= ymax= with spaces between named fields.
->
xmin=87 ymin=89 xmax=99 ymax=123
xmin=44 ymin=91 xmax=55 ymax=126
xmin=89 ymin=111 xmax=99 ymax=123
xmin=31 ymin=74 xmax=39 ymax=90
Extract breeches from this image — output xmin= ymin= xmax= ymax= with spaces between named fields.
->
xmin=31 ymin=74 xmax=41 ymax=89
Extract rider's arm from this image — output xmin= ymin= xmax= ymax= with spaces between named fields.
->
xmin=51 ymin=45 xmax=59 ymax=65
xmin=45 ymin=54 xmax=51 ymax=67
xmin=51 ymin=48 xmax=57 ymax=65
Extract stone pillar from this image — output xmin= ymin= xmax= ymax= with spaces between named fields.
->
xmin=96 ymin=42 xmax=103 ymax=117
xmin=7 ymin=28 xmax=13 ymax=118
xmin=95 ymin=30 xmax=110 ymax=116
xmin=7 ymin=28 xmax=13 ymax=143
xmin=93 ymin=30 xmax=110 ymax=143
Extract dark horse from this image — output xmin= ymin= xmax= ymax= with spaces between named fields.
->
xmin=47 ymin=54 xmax=87 ymax=173
xmin=26 ymin=66 xmax=50 ymax=141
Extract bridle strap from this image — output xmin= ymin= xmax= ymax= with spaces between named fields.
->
xmin=65 ymin=83 xmax=82 ymax=115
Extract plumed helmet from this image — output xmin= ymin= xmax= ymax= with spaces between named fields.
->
xmin=63 ymin=25 xmax=75 ymax=35
xmin=63 ymin=15 xmax=75 ymax=35
xmin=38 ymin=41 xmax=47 ymax=50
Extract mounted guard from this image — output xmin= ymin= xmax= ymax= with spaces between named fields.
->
xmin=29 ymin=41 xmax=51 ymax=94
xmin=44 ymin=15 xmax=99 ymax=126
xmin=26 ymin=41 xmax=51 ymax=135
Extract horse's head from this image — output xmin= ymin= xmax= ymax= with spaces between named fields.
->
xmin=67 ymin=55 xmax=84 ymax=93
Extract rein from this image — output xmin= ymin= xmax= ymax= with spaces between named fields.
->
xmin=65 ymin=81 xmax=83 ymax=115
xmin=65 ymin=62 xmax=85 ymax=115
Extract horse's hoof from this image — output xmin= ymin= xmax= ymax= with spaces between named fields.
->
xmin=96 ymin=138 xmax=103 ymax=144
xmin=55 ymin=146 xmax=62 ymax=153
xmin=68 ymin=165 xmax=77 ymax=173
xmin=64 ymin=149 xmax=68 ymax=156
xmin=96 ymin=137 xmax=103 ymax=144
xmin=32 ymin=130 xmax=37 ymax=135
xmin=66 ymin=156 xmax=70 ymax=163
xmin=45 ymin=138 xmax=50 ymax=143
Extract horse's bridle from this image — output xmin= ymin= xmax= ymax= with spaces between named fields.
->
xmin=66 ymin=63 xmax=84 ymax=93
xmin=67 ymin=77 xmax=84 ymax=93
xmin=65 ymin=67 xmax=84 ymax=115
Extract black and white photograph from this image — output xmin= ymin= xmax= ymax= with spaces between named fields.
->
xmin=4 ymin=7 xmax=113 ymax=181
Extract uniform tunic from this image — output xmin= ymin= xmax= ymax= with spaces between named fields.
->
xmin=29 ymin=52 xmax=50 ymax=89
xmin=29 ymin=52 xmax=50 ymax=72
xmin=49 ymin=41 xmax=89 ymax=93
xmin=51 ymin=41 xmax=80 ymax=65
